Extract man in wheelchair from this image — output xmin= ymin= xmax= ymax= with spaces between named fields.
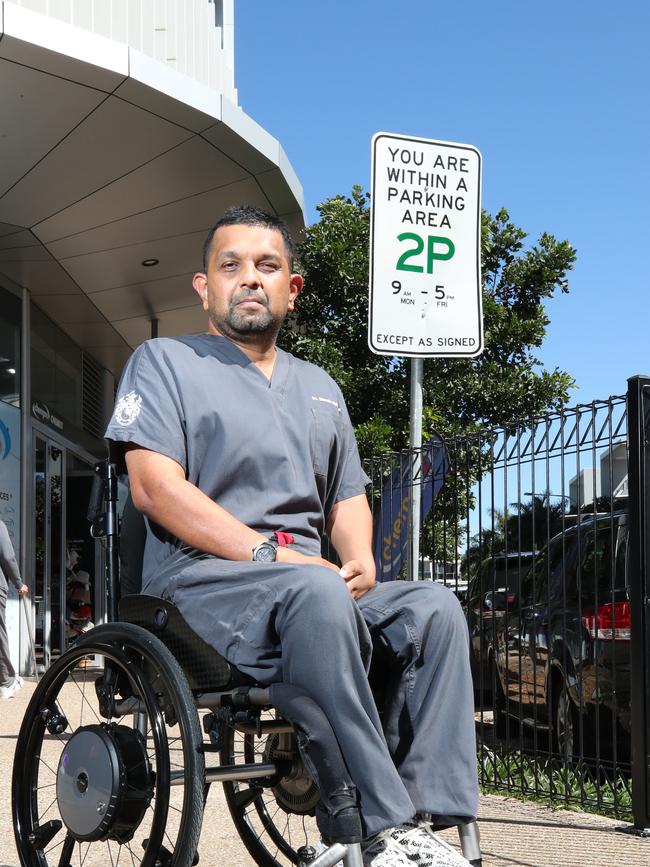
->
xmin=103 ymin=207 xmax=478 ymax=867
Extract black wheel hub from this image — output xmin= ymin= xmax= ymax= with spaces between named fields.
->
xmin=56 ymin=723 xmax=153 ymax=843
xmin=263 ymin=733 xmax=320 ymax=815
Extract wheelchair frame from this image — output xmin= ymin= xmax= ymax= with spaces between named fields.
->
xmin=11 ymin=458 xmax=482 ymax=867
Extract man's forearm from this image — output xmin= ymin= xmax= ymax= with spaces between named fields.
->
xmin=127 ymin=449 xmax=267 ymax=560
xmin=327 ymin=495 xmax=376 ymax=577
xmin=126 ymin=447 xmax=338 ymax=571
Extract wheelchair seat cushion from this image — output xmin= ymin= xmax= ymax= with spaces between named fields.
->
xmin=118 ymin=594 xmax=254 ymax=691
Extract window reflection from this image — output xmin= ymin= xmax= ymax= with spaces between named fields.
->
xmin=0 ymin=284 xmax=21 ymax=407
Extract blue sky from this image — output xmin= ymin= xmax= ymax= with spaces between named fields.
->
xmin=235 ymin=1 xmax=649 ymax=407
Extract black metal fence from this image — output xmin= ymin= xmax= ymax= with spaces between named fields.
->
xmin=363 ymin=376 xmax=650 ymax=828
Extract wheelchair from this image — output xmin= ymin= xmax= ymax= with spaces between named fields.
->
xmin=12 ymin=459 xmax=482 ymax=867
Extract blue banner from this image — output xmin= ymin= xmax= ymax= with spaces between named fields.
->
xmin=373 ymin=436 xmax=449 ymax=581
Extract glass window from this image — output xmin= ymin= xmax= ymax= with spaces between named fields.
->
xmin=30 ymin=304 xmax=83 ymax=428
xmin=0 ymin=284 xmax=21 ymax=407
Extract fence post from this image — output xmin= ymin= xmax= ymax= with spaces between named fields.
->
xmin=626 ymin=375 xmax=650 ymax=830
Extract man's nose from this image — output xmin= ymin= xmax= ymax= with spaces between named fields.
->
xmin=240 ymin=260 xmax=261 ymax=287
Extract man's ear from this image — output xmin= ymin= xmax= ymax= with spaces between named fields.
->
xmin=192 ymin=273 xmax=209 ymax=310
xmin=287 ymin=273 xmax=304 ymax=312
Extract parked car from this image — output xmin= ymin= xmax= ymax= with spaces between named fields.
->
xmin=487 ymin=513 xmax=631 ymax=761
xmin=466 ymin=552 xmax=536 ymax=705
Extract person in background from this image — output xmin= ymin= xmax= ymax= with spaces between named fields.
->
xmin=0 ymin=517 xmax=28 ymax=699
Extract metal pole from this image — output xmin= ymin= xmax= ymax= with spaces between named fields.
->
xmin=409 ymin=358 xmax=424 ymax=581
xmin=626 ymin=374 xmax=650 ymax=831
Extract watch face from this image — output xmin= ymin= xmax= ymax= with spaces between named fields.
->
xmin=254 ymin=542 xmax=277 ymax=562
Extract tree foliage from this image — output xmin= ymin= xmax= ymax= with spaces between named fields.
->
xmin=282 ymin=186 xmax=576 ymax=459
xmin=461 ymin=496 xmax=567 ymax=578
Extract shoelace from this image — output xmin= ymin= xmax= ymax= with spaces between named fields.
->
xmin=364 ymin=829 xmax=411 ymax=860
xmin=395 ymin=823 xmax=471 ymax=866
xmin=398 ymin=823 xmax=460 ymax=855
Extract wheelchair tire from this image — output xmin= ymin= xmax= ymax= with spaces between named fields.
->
xmin=221 ymin=723 xmax=321 ymax=866
xmin=12 ymin=622 xmax=204 ymax=867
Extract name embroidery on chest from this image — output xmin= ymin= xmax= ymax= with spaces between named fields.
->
xmin=311 ymin=396 xmax=341 ymax=412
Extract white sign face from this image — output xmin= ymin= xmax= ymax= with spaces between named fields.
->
xmin=368 ymin=132 xmax=483 ymax=358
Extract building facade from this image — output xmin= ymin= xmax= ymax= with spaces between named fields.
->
xmin=0 ymin=0 xmax=304 ymax=674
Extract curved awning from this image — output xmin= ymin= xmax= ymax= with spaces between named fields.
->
xmin=0 ymin=2 xmax=305 ymax=377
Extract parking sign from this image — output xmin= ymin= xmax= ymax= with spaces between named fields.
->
xmin=368 ymin=132 xmax=483 ymax=358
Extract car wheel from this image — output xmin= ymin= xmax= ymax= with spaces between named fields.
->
xmin=554 ymin=681 xmax=578 ymax=763
xmin=492 ymin=657 xmax=517 ymax=741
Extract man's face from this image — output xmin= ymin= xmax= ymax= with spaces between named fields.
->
xmin=192 ymin=224 xmax=302 ymax=343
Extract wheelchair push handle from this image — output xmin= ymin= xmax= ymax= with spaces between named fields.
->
xmin=87 ymin=473 xmax=104 ymax=523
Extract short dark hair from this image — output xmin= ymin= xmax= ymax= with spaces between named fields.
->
xmin=202 ymin=205 xmax=294 ymax=271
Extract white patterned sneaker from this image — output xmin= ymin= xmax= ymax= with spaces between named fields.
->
xmin=0 ymin=678 xmax=21 ymax=699
xmin=388 ymin=821 xmax=470 ymax=866
xmin=362 ymin=830 xmax=412 ymax=866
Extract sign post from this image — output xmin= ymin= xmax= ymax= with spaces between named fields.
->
xmin=368 ymin=132 xmax=483 ymax=580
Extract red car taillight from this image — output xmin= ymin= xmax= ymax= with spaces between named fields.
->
xmin=581 ymin=601 xmax=631 ymax=640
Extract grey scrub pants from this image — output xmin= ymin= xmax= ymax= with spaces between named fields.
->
xmin=0 ymin=589 xmax=17 ymax=688
xmin=165 ymin=562 xmax=478 ymax=838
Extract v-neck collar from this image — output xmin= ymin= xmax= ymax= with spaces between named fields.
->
xmin=201 ymin=333 xmax=291 ymax=392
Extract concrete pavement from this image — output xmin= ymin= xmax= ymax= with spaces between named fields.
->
xmin=1 ymin=678 xmax=647 ymax=867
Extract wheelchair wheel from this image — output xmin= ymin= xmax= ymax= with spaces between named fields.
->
xmin=12 ymin=622 xmax=204 ymax=867
xmin=221 ymin=720 xmax=321 ymax=866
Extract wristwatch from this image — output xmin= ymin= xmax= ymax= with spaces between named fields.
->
xmin=251 ymin=537 xmax=279 ymax=562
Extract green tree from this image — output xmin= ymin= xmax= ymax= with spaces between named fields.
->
xmin=282 ymin=186 xmax=576 ymax=458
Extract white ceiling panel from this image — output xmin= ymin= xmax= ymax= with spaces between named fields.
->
xmin=90 ymin=272 xmax=197 ymax=322
xmin=115 ymin=52 xmax=220 ymax=133
xmin=256 ymin=167 xmax=305 ymax=219
xmin=32 ymin=292 xmax=107 ymax=324
xmin=87 ymin=343 xmax=133 ymax=372
xmin=63 ymin=321 xmax=129 ymax=348
xmin=0 ymin=222 xmax=25 ymax=238
xmin=34 ymin=135 xmax=249 ymax=243
xmin=44 ymin=177 xmax=265 ymax=260
xmin=0 ymin=241 xmax=50 ymax=262
xmin=62 ymin=230 xmax=207 ymax=294
xmin=0 ymin=255 xmax=80 ymax=294
xmin=0 ymin=229 xmax=38 ymax=250
xmin=201 ymin=121 xmax=276 ymax=176
xmin=0 ymin=95 xmax=193 ymax=227
xmin=0 ymin=5 xmax=128 ymax=91
xmin=113 ymin=304 xmax=206 ymax=347
xmin=0 ymin=58 xmax=106 ymax=198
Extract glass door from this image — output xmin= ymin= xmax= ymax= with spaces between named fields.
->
xmin=33 ymin=436 xmax=64 ymax=669
xmin=32 ymin=434 xmax=99 ymax=670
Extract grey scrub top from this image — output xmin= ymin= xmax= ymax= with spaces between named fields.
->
xmin=105 ymin=334 xmax=369 ymax=593
xmin=0 ymin=519 xmax=22 ymax=594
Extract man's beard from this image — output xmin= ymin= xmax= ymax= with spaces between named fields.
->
xmin=209 ymin=287 xmax=285 ymax=342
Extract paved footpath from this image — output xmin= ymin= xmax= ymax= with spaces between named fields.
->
xmin=1 ymin=680 xmax=648 ymax=867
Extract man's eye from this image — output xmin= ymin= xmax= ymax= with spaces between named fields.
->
xmin=259 ymin=262 xmax=279 ymax=271
xmin=222 ymin=262 xmax=238 ymax=270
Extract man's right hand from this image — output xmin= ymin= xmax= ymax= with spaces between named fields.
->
xmin=18 ymin=584 xmax=28 ymax=597
xmin=275 ymin=546 xmax=340 ymax=574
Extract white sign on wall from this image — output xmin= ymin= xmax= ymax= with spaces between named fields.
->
xmin=368 ymin=132 xmax=483 ymax=358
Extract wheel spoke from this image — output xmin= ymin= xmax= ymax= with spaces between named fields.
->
xmin=55 ymin=831 xmax=74 ymax=867
xmin=15 ymin=627 xmax=203 ymax=867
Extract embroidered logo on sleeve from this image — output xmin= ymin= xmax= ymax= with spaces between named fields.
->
xmin=114 ymin=391 xmax=143 ymax=426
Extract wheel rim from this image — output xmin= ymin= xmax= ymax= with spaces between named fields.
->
xmin=221 ymin=719 xmax=321 ymax=866
xmin=556 ymin=689 xmax=575 ymax=761
xmin=13 ymin=627 xmax=202 ymax=867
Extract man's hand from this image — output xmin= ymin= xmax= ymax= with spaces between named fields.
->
xmin=275 ymin=546 xmax=340 ymax=574
xmin=339 ymin=560 xmax=375 ymax=599
xmin=18 ymin=584 xmax=28 ymax=597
